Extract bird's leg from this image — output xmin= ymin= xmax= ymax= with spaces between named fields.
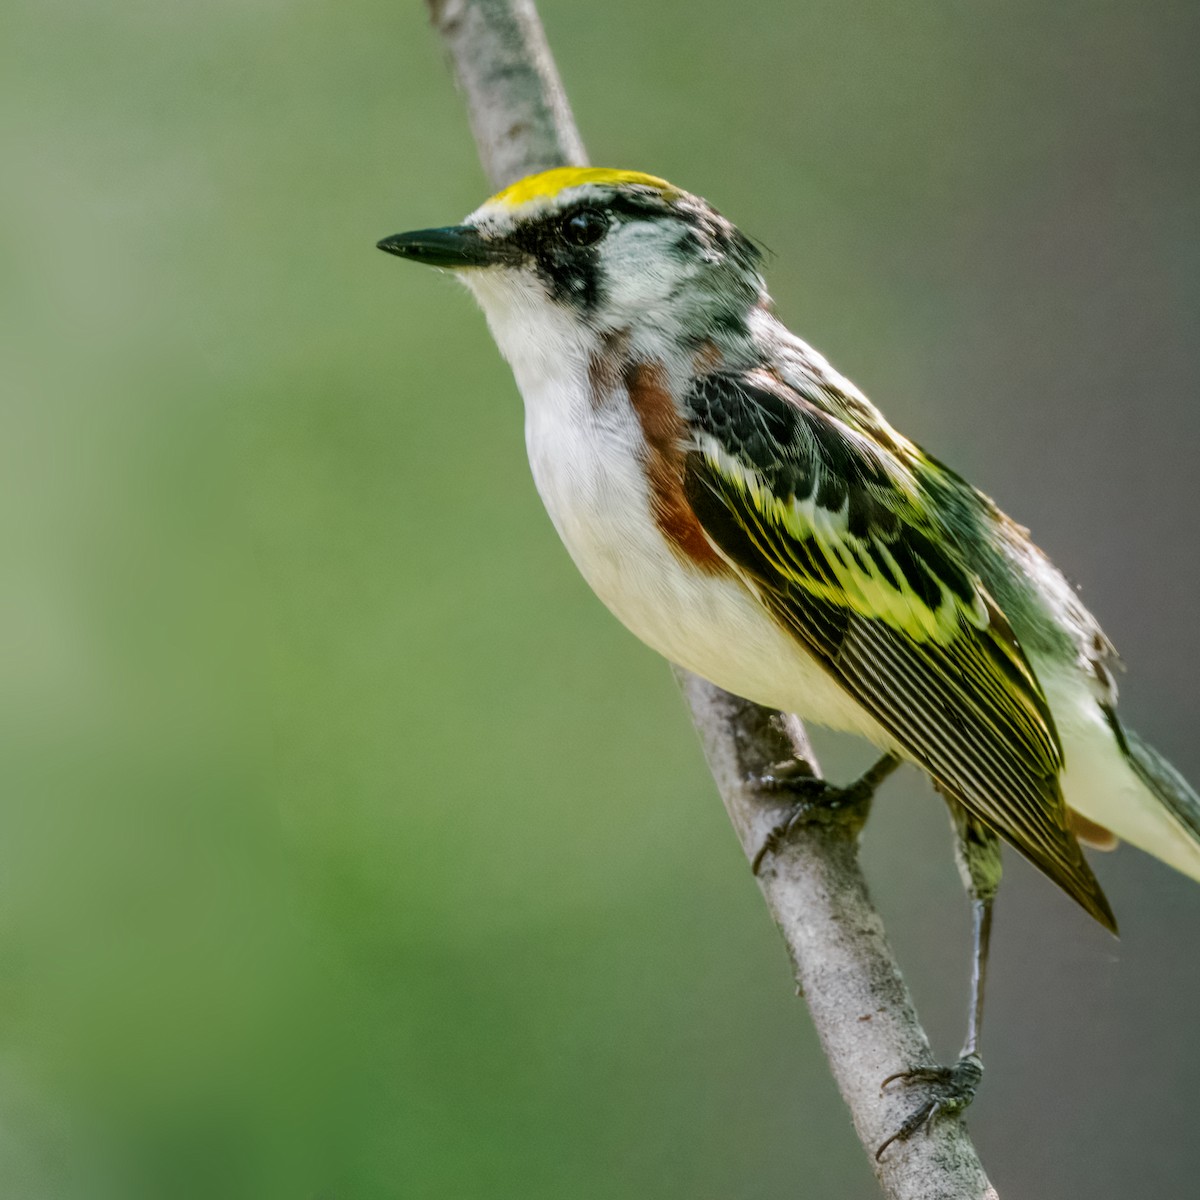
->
xmin=751 ymin=753 xmax=901 ymax=874
xmin=876 ymin=807 xmax=1000 ymax=1159
xmin=963 ymin=888 xmax=994 ymax=1059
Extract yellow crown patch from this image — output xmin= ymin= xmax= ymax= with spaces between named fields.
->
xmin=488 ymin=167 xmax=679 ymax=208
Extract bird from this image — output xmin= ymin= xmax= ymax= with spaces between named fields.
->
xmin=378 ymin=166 xmax=1200 ymax=1147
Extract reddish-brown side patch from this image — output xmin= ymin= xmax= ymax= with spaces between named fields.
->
xmin=625 ymin=360 xmax=727 ymax=575
xmin=1067 ymin=809 xmax=1119 ymax=851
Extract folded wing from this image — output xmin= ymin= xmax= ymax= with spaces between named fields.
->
xmin=683 ymin=370 xmax=1115 ymax=931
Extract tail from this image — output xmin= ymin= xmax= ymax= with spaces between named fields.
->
xmin=1115 ymin=721 xmax=1200 ymax=880
xmin=1056 ymin=694 xmax=1200 ymax=886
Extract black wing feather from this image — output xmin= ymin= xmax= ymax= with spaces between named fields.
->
xmin=684 ymin=371 xmax=1115 ymax=931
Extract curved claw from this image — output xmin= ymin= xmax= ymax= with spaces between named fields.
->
xmin=875 ymin=1054 xmax=983 ymax=1160
xmin=875 ymin=1097 xmax=943 ymax=1160
xmin=749 ymin=776 xmax=833 ymax=875
xmin=750 ymin=756 xmax=900 ymax=875
xmin=880 ymin=1064 xmax=964 ymax=1091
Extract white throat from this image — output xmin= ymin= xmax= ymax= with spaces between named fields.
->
xmin=461 ymin=269 xmax=598 ymax=411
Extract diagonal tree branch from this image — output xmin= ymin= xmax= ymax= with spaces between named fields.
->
xmin=419 ymin=2 xmax=998 ymax=1195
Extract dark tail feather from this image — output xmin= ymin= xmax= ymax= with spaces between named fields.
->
xmin=1121 ymin=727 xmax=1200 ymax=844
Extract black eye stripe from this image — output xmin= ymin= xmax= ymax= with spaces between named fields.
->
xmin=506 ymin=204 xmax=610 ymax=259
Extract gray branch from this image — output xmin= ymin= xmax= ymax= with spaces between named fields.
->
xmin=420 ymin=2 xmax=997 ymax=1195
xmin=427 ymin=0 xmax=586 ymax=185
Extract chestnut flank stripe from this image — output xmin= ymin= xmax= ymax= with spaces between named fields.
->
xmin=626 ymin=361 xmax=727 ymax=574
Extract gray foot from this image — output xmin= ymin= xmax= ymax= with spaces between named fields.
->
xmin=875 ymin=1053 xmax=983 ymax=1160
xmin=749 ymin=772 xmax=851 ymax=874
xmin=750 ymin=756 xmax=899 ymax=874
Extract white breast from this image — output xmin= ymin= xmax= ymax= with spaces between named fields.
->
xmin=523 ymin=372 xmax=888 ymax=743
xmin=463 ymin=270 xmax=891 ymax=744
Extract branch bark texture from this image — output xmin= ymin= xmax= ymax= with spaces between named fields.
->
xmin=421 ymin=2 xmax=997 ymax=1195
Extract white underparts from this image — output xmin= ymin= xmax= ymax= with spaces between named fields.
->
xmin=1036 ymin=664 xmax=1200 ymax=882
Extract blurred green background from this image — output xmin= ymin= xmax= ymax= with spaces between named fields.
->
xmin=2 ymin=1 xmax=1198 ymax=1196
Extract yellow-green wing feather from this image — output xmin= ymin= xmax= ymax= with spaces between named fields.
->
xmin=684 ymin=371 xmax=1115 ymax=930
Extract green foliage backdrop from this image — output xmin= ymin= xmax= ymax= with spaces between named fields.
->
xmin=2 ymin=1 xmax=1198 ymax=1196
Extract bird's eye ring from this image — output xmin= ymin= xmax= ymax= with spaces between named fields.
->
xmin=559 ymin=207 xmax=609 ymax=248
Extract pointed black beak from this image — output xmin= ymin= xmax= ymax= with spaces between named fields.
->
xmin=375 ymin=225 xmax=517 ymax=268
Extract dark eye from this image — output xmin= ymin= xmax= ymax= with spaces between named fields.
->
xmin=559 ymin=207 xmax=609 ymax=247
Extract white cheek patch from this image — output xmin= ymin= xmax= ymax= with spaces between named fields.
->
xmin=598 ymin=223 xmax=696 ymax=318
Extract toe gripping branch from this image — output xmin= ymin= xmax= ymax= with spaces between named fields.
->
xmin=876 ymin=1053 xmax=984 ymax=1160
xmin=750 ymin=753 xmax=902 ymax=874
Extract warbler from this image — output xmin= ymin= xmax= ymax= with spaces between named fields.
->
xmin=378 ymin=167 xmax=1200 ymax=1143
